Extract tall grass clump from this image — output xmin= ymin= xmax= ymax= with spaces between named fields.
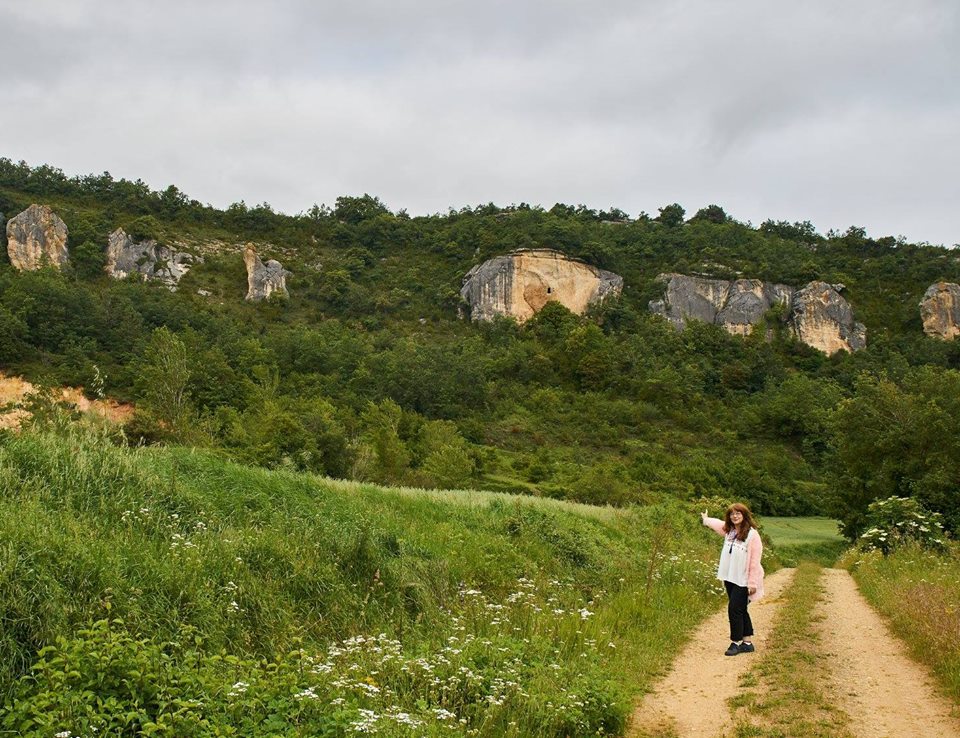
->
xmin=0 ymin=428 xmax=727 ymax=736
xmin=845 ymin=542 xmax=960 ymax=703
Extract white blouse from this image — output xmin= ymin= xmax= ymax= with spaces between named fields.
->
xmin=716 ymin=528 xmax=757 ymax=587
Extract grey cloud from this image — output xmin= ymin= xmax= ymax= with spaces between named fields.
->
xmin=0 ymin=0 xmax=957 ymax=244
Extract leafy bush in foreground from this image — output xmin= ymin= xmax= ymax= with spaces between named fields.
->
xmin=5 ymin=578 xmax=625 ymax=738
xmin=856 ymin=496 xmax=948 ymax=555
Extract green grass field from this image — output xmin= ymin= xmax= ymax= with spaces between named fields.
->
xmin=762 ymin=517 xmax=844 ymax=546
xmin=0 ymin=427 xmax=723 ymax=737
xmin=327 ymin=477 xmax=623 ymax=521
xmin=761 ymin=516 xmax=847 ymax=566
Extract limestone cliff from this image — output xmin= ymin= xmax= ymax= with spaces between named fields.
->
xmin=5 ymin=204 xmax=69 ymax=271
xmin=104 ymin=228 xmax=201 ymax=289
xmin=790 ymin=281 xmax=866 ymax=355
xmin=920 ymin=282 xmax=960 ymax=340
xmin=650 ymin=273 xmax=865 ymax=354
xmin=719 ymin=280 xmax=796 ymax=336
xmin=244 ymin=244 xmax=291 ymax=301
xmin=460 ymin=249 xmax=622 ymax=322
xmin=649 ymin=273 xmax=793 ymax=335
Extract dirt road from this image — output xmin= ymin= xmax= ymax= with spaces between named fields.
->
xmin=630 ymin=567 xmax=960 ymax=738
xmin=816 ymin=568 xmax=960 ymax=738
xmin=630 ymin=568 xmax=796 ymax=737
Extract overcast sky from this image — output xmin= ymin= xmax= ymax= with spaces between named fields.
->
xmin=2 ymin=0 xmax=957 ymax=245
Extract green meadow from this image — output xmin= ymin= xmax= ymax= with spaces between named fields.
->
xmin=761 ymin=517 xmax=843 ymax=547
xmin=761 ymin=516 xmax=847 ymax=566
xmin=0 ymin=427 xmax=727 ymax=737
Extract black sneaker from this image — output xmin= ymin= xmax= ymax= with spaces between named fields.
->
xmin=739 ymin=641 xmax=755 ymax=653
xmin=724 ymin=642 xmax=740 ymax=656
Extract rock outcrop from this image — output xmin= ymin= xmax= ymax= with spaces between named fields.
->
xmin=649 ymin=274 xmax=793 ymax=335
xmin=244 ymin=244 xmax=290 ymax=301
xmin=920 ymin=282 xmax=960 ymax=340
xmin=460 ymin=249 xmax=622 ymax=322
xmin=104 ymin=228 xmax=201 ymax=289
xmin=5 ymin=204 xmax=69 ymax=270
xmin=790 ymin=281 xmax=866 ymax=354
xmin=650 ymin=273 xmax=866 ymax=354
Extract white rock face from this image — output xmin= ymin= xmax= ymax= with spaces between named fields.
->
xmin=650 ymin=274 xmax=866 ymax=354
xmin=650 ymin=273 xmax=792 ymax=336
xmin=244 ymin=244 xmax=290 ymax=301
xmin=104 ymin=228 xmax=201 ymax=289
xmin=920 ymin=282 xmax=960 ymax=340
xmin=6 ymin=204 xmax=69 ymax=270
xmin=460 ymin=249 xmax=623 ymax=322
xmin=787 ymin=281 xmax=866 ymax=355
xmin=719 ymin=279 xmax=795 ymax=336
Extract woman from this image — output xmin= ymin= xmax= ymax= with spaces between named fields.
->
xmin=701 ymin=503 xmax=764 ymax=656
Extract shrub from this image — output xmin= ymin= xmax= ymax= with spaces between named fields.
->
xmin=857 ymin=496 xmax=948 ymax=555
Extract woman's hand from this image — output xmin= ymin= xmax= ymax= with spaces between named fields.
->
xmin=700 ymin=509 xmax=708 ymax=523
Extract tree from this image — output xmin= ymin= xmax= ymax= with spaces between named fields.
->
xmin=415 ymin=420 xmax=475 ymax=489
xmin=134 ymin=327 xmax=195 ymax=439
xmin=759 ymin=219 xmax=819 ymax=241
xmin=690 ymin=204 xmax=728 ymax=224
xmin=70 ymin=240 xmax=106 ymax=280
xmin=334 ymin=194 xmax=390 ymax=225
xmin=357 ymin=399 xmax=411 ymax=484
xmin=158 ymin=184 xmax=189 ymax=216
xmin=827 ymin=368 xmax=960 ymax=536
xmin=125 ymin=215 xmax=163 ymax=242
xmin=750 ymin=374 xmax=844 ymax=459
xmin=0 ymin=304 xmax=27 ymax=360
xmin=656 ymin=203 xmax=685 ymax=227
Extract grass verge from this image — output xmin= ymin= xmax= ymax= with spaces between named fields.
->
xmin=729 ymin=563 xmax=854 ymax=738
xmin=844 ymin=542 xmax=960 ymax=703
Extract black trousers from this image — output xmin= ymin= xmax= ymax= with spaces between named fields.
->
xmin=724 ymin=580 xmax=754 ymax=641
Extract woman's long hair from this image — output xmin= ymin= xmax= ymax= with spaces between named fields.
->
xmin=723 ymin=503 xmax=756 ymax=542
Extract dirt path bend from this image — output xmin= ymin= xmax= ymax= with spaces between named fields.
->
xmin=629 ymin=567 xmax=796 ymax=738
xmin=816 ymin=568 xmax=960 ymax=738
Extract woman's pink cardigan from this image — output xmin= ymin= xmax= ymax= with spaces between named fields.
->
xmin=703 ymin=516 xmax=765 ymax=602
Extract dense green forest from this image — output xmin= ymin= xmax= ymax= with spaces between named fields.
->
xmin=1 ymin=157 xmax=959 ymax=537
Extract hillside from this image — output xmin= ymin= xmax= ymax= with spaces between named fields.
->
xmin=2 ymin=157 xmax=960 ymax=536
xmin=0 ymin=427 xmax=724 ymax=736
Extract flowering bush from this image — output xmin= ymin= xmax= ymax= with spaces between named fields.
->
xmin=857 ymin=496 xmax=947 ymax=555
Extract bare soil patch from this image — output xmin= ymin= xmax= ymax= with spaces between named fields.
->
xmin=0 ymin=372 xmax=133 ymax=429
